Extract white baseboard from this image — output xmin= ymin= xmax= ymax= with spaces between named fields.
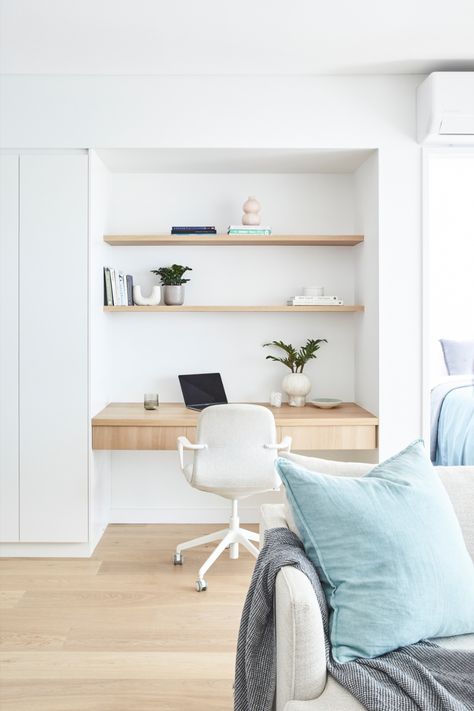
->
xmin=0 ymin=541 xmax=95 ymax=558
xmin=0 ymin=512 xmax=260 ymax=557
xmin=109 ymin=506 xmax=260 ymax=524
xmin=90 ymin=522 xmax=108 ymax=553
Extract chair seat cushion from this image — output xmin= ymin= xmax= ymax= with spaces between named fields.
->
xmin=276 ymin=440 xmax=474 ymax=663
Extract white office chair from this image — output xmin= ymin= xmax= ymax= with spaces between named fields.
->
xmin=174 ymin=403 xmax=291 ymax=591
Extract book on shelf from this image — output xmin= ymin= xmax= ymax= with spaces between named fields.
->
xmin=171 ymin=226 xmax=217 ymax=234
xmin=103 ymin=267 xmax=134 ymax=306
xmin=287 ymin=296 xmax=344 ymax=306
xmin=109 ymin=267 xmax=118 ymax=305
xmin=103 ymin=268 xmax=113 ymax=306
xmin=227 ymin=225 xmax=272 ymax=235
xmin=126 ymin=275 xmax=134 ymax=306
xmin=118 ymin=272 xmax=127 ymax=305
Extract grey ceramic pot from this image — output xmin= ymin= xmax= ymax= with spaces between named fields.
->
xmin=163 ymin=285 xmax=185 ymax=305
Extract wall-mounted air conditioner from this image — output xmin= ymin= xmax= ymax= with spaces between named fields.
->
xmin=417 ymin=72 xmax=474 ymax=144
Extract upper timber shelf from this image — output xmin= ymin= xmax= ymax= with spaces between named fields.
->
xmin=103 ymin=234 xmax=364 ymax=247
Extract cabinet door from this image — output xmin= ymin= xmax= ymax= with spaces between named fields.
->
xmin=0 ymin=154 xmax=20 ymax=541
xmin=19 ymin=154 xmax=89 ymax=542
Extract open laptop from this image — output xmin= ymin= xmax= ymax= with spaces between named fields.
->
xmin=178 ymin=372 xmax=228 ymax=411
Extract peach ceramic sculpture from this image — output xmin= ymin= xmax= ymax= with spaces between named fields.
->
xmin=242 ymin=196 xmax=261 ymax=225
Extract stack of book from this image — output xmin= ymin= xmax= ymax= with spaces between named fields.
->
xmin=104 ymin=267 xmax=134 ymax=306
xmin=171 ymin=226 xmax=216 ymax=235
xmin=227 ymin=225 xmax=272 ymax=236
xmin=287 ymin=295 xmax=344 ymax=306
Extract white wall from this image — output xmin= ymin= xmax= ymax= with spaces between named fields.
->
xmin=89 ymin=151 xmax=112 ymax=544
xmin=354 ymin=152 xmax=379 ymax=416
xmin=0 ymin=154 xmax=19 ymax=541
xmin=104 ymin=171 xmax=356 ymax=399
xmin=101 ymin=167 xmax=362 ymax=521
xmin=427 ymin=150 xmax=474 ymax=383
xmin=1 ymin=74 xmax=422 ymax=526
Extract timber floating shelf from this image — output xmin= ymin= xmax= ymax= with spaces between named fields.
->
xmin=103 ymin=234 xmax=364 ymax=247
xmin=104 ymin=305 xmax=364 ymax=313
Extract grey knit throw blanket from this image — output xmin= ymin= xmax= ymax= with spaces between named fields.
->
xmin=234 ymin=527 xmax=474 ymax=711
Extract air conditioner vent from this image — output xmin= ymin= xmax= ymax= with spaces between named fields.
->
xmin=439 ymin=115 xmax=474 ymax=136
xmin=417 ymin=73 xmax=474 ymax=143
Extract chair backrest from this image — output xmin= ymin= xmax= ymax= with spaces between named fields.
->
xmin=190 ymin=404 xmax=280 ymax=494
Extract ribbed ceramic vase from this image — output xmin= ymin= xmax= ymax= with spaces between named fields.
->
xmin=163 ymin=285 xmax=185 ymax=305
xmin=282 ymin=372 xmax=311 ymax=407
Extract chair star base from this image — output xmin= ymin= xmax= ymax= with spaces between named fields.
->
xmin=174 ymin=500 xmax=260 ymax=591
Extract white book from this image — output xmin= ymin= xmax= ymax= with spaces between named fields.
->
xmin=109 ymin=268 xmax=118 ymax=305
xmin=228 ymin=225 xmax=272 ymax=231
xmin=290 ymin=295 xmax=342 ymax=302
xmin=116 ymin=271 xmax=122 ymax=305
xmin=118 ymin=272 xmax=127 ymax=305
xmin=287 ymin=298 xmax=344 ymax=306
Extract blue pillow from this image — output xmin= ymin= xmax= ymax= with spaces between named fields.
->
xmin=276 ymin=441 xmax=474 ymax=663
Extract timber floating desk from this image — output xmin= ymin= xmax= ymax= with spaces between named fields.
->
xmin=92 ymin=403 xmax=378 ymax=451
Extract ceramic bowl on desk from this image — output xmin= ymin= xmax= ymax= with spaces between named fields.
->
xmin=310 ymin=398 xmax=343 ymax=409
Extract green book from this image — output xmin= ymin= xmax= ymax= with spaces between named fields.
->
xmin=103 ymin=267 xmax=113 ymax=306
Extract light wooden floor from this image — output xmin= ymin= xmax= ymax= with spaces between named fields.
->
xmin=0 ymin=524 xmax=258 ymax=711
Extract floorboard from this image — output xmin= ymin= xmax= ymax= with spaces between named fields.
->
xmin=0 ymin=524 xmax=257 ymax=710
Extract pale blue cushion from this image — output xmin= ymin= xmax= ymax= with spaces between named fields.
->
xmin=276 ymin=441 xmax=474 ymax=663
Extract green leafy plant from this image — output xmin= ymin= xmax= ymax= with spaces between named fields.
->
xmin=263 ymin=338 xmax=327 ymax=373
xmin=151 ymin=264 xmax=192 ymax=285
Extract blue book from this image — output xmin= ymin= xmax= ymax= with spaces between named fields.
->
xmin=171 ymin=226 xmax=216 ymax=234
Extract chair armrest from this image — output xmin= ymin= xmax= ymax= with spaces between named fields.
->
xmin=264 ymin=436 xmax=292 ymax=452
xmin=176 ymin=436 xmax=207 ymax=470
xmin=275 ymin=566 xmax=327 ymax=711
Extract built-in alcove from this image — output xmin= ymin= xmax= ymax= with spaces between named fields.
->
xmin=89 ymin=147 xmax=379 ymax=522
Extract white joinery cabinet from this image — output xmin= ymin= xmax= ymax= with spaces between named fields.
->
xmin=0 ymin=152 xmax=89 ymax=544
xmin=0 ymin=155 xmax=20 ymax=541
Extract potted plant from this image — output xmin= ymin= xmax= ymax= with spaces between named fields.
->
xmin=263 ymin=338 xmax=327 ymax=406
xmin=151 ymin=264 xmax=192 ymax=305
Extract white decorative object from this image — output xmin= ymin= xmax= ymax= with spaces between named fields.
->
xmin=282 ymin=373 xmax=312 ymax=407
xmin=303 ymin=286 xmax=325 ymax=297
xmin=270 ymin=391 xmax=283 ymax=408
xmin=163 ymin=284 xmax=185 ymax=305
xmin=310 ymin=398 xmax=343 ymax=409
xmin=242 ymin=196 xmax=261 ymax=225
xmin=133 ymin=285 xmax=161 ymax=306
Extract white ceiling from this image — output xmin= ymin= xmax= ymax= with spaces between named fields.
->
xmin=96 ymin=148 xmax=375 ymax=174
xmin=1 ymin=0 xmax=473 ymax=76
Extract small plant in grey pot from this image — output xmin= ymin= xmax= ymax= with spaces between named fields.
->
xmin=151 ymin=264 xmax=192 ymax=305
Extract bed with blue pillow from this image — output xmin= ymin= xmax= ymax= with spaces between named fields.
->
xmin=431 ymin=339 xmax=474 ymax=466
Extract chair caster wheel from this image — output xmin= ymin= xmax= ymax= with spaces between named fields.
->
xmin=173 ymin=553 xmax=183 ymax=565
xmin=195 ymin=579 xmax=207 ymax=592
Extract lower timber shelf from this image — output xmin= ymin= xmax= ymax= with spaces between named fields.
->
xmin=103 ymin=305 xmax=364 ymax=313
xmin=92 ymin=402 xmax=378 ymax=451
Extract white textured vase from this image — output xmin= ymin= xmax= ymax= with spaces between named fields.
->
xmin=282 ymin=372 xmax=312 ymax=407
xmin=133 ymin=285 xmax=161 ymax=306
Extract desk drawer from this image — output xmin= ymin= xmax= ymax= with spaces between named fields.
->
xmin=280 ymin=425 xmax=376 ymax=450
xmin=92 ymin=426 xmax=194 ymax=450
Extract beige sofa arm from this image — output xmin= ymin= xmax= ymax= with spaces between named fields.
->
xmin=260 ymin=504 xmax=327 ymax=710
xmin=275 ymin=566 xmax=327 ymax=711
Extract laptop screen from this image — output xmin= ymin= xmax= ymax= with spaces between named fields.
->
xmin=178 ymin=373 xmax=228 ymax=407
